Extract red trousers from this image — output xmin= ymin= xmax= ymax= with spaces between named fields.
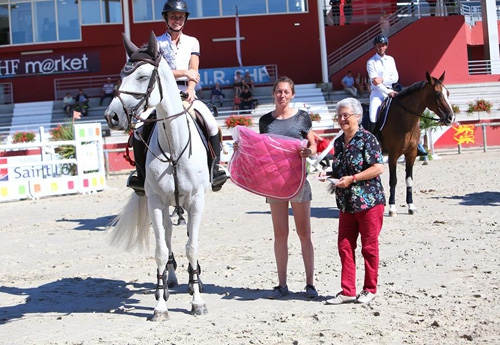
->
xmin=337 ymin=204 xmax=384 ymax=296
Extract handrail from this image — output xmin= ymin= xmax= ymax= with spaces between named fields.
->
xmin=327 ymin=3 xmax=420 ymax=76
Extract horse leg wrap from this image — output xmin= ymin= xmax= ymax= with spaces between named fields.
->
xmin=167 ymin=253 xmax=177 ymax=271
xmin=188 ymin=262 xmax=203 ymax=295
xmin=154 ymin=267 xmax=169 ymax=301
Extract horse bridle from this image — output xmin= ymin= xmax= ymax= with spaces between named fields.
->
xmin=115 ymin=55 xmax=194 ymax=159
xmin=116 ymin=54 xmax=195 ymax=211
xmin=391 ymin=87 xmax=446 ymax=124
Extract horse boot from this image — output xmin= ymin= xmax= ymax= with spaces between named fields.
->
xmin=127 ymin=135 xmax=146 ymax=196
xmin=208 ymin=134 xmax=228 ymax=192
xmin=417 ymin=143 xmax=428 ymax=157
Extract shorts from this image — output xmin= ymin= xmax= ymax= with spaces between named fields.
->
xmin=266 ymin=179 xmax=312 ymax=204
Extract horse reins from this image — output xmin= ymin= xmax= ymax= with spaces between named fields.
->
xmin=117 ymin=54 xmax=195 ymax=211
xmin=391 ymin=97 xmax=442 ymax=123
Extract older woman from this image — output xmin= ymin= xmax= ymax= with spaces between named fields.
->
xmin=320 ymin=97 xmax=386 ymax=304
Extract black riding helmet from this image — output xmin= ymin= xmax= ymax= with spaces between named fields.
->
xmin=162 ymin=0 xmax=190 ymax=20
xmin=373 ymin=34 xmax=388 ymax=45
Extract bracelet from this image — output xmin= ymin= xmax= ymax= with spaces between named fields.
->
xmin=352 ymin=174 xmax=357 ymax=183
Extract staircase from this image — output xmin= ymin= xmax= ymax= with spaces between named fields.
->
xmin=328 ymin=4 xmax=421 ymax=76
xmin=9 ymin=101 xmax=54 ymax=135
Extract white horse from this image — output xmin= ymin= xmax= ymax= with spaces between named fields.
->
xmin=104 ymin=32 xmax=210 ymax=320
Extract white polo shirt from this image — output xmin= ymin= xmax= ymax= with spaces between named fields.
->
xmin=157 ymin=31 xmax=200 ymax=81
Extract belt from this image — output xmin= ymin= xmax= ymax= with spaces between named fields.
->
xmin=176 ymin=81 xmax=188 ymax=86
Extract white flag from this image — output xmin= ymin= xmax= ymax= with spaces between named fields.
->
xmin=235 ymin=6 xmax=242 ymax=67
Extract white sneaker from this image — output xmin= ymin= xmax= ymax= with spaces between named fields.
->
xmin=324 ymin=292 xmax=356 ymax=305
xmin=356 ymin=290 xmax=376 ymax=304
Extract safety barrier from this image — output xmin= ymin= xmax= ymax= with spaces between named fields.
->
xmin=0 ymin=123 xmax=106 ymax=202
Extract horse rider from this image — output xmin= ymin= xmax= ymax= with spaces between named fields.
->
xmin=127 ymin=0 xmax=228 ymax=195
xmin=366 ymin=34 xmax=427 ymax=156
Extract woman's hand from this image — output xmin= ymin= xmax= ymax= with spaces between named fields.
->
xmin=299 ymin=147 xmax=311 ymax=158
xmin=318 ymin=171 xmax=327 ymax=182
xmin=233 ymin=141 xmax=240 ymax=151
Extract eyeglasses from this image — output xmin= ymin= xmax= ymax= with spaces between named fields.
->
xmin=169 ymin=15 xmax=186 ymax=21
xmin=337 ymin=112 xmax=356 ymax=119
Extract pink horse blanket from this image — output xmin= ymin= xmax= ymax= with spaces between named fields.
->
xmin=228 ymin=126 xmax=307 ymax=200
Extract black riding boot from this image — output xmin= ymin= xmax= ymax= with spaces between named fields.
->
xmin=208 ymin=134 xmax=228 ymax=192
xmin=367 ymin=121 xmax=377 ymax=134
xmin=417 ymin=143 xmax=428 ymax=157
xmin=127 ymin=136 xmax=146 ymax=196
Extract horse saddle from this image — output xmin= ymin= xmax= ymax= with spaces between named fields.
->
xmin=181 ymin=98 xmax=220 ymax=161
xmin=374 ymin=97 xmax=392 ymax=136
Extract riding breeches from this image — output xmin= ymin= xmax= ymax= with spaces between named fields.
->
xmin=369 ymin=93 xmax=385 ymax=123
xmin=192 ymin=99 xmax=219 ymax=137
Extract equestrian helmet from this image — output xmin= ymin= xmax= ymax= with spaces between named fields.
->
xmin=373 ymin=34 xmax=388 ymax=45
xmin=162 ymin=0 xmax=190 ymax=19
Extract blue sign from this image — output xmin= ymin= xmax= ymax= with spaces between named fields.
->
xmin=199 ymin=65 xmax=271 ymax=88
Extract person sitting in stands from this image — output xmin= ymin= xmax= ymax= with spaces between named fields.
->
xmin=233 ymin=71 xmax=243 ymax=95
xmin=74 ymin=89 xmax=89 ymax=116
xmin=341 ymin=70 xmax=358 ymax=98
xmin=99 ymin=77 xmax=115 ymax=106
xmin=242 ymin=71 xmax=255 ymax=92
xmin=210 ymin=82 xmax=224 ymax=107
xmin=233 ymin=94 xmax=241 ymax=111
xmin=63 ymin=92 xmax=74 ymax=116
xmin=240 ymin=85 xmax=254 ymax=114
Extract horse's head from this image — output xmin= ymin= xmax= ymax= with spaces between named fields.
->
xmin=104 ymin=31 xmax=164 ymax=131
xmin=424 ymin=71 xmax=455 ymax=126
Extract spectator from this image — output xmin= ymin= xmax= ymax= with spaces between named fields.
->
xmin=74 ymin=89 xmax=89 ymax=116
xmin=379 ymin=11 xmax=390 ymax=37
xmin=233 ymin=71 xmax=243 ymax=95
xmin=233 ymin=94 xmax=241 ymax=111
xmin=63 ymin=92 xmax=74 ymax=116
xmin=239 ymin=85 xmax=254 ymax=114
xmin=328 ymin=0 xmax=340 ymax=26
xmin=319 ymin=97 xmax=385 ymax=305
xmin=99 ymin=77 xmax=115 ymax=106
xmin=355 ymin=72 xmax=367 ymax=97
xmin=210 ymin=82 xmax=224 ymax=107
xmin=341 ymin=70 xmax=358 ymax=97
xmin=242 ymin=71 xmax=255 ymax=92
xmin=344 ymin=0 xmax=353 ymax=25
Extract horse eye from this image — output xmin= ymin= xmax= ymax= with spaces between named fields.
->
xmin=435 ymin=92 xmax=441 ymax=97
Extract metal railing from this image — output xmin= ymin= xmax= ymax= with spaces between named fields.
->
xmin=468 ymin=59 xmax=500 ymax=74
xmin=327 ymin=3 xmax=419 ymax=76
xmin=0 ymin=82 xmax=13 ymax=104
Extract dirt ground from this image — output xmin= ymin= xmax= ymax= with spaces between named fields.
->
xmin=0 ymin=149 xmax=499 ymax=345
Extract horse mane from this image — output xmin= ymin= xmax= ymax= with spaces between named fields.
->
xmin=395 ymin=76 xmax=441 ymax=100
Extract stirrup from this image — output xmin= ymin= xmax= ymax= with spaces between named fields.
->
xmin=211 ymin=167 xmax=228 ymax=192
xmin=127 ymin=172 xmax=145 ymax=196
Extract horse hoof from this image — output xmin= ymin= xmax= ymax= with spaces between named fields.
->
xmin=389 ymin=211 xmax=397 ymax=217
xmin=150 ymin=310 xmax=169 ymax=321
xmin=408 ymin=209 xmax=417 ymax=215
xmin=191 ymin=304 xmax=208 ymax=316
xmin=177 ymin=219 xmax=186 ymax=226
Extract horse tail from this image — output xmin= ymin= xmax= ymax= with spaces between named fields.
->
xmin=108 ymin=193 xmax=150 ymax=251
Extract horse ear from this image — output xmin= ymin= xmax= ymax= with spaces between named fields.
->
xmin=147 ymin=31 xmax=158 ymax=60
xmin=425 ymin=71 xmax=432 ymax=84
xmin=439 ymin=71 xmax=445 ymax=83
xmin=122 ymin=33 xmax=138 ymax=58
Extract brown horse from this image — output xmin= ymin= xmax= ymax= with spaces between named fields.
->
xmin=377 ymin=71 xmax=455 ymax=216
